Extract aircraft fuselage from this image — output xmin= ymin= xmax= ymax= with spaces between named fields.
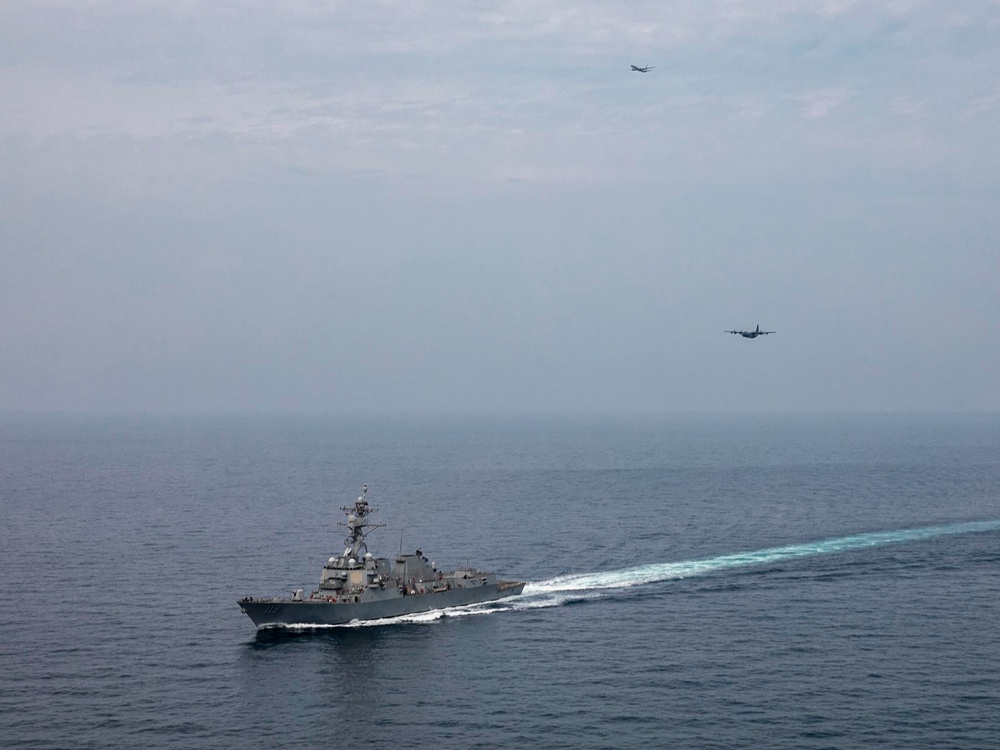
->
xmin=726 ymin=325 xmax=774 ymax=338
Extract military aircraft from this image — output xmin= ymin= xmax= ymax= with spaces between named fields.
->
xmin=630 ymin=64 xmax=654 ymax=73
xmin=726 ymin=324 xmax=775 ymax=339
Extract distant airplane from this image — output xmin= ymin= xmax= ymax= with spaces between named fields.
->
xmin=726 ymin=324 xmax=775 ymax=339
xmin=630 ymin=64 xmax=654 ymax=73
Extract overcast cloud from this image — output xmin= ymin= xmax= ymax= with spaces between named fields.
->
xmin=2 ymin=0 xmax=999 ymax=413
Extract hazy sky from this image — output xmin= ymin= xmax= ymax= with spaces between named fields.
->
xmin=2 ymin=1 xmax=999 ymax=413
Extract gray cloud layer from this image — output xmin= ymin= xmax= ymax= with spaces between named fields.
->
xmin=2 ymin=1 xmax=998 ymax=412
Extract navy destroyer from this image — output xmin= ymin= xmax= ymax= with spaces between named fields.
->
xmin=239 ymin=486 xmax=525 ymax=628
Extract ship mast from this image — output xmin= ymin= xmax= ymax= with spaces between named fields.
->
xmin=338 ymin=484 xmax=385 ymax=560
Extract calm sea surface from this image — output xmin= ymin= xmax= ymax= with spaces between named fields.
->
xmin=1 ymin=413 xmax=999 ymax=749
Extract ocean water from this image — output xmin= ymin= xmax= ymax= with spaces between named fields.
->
xmin=1 ymin=413 xmax=999 ymax=749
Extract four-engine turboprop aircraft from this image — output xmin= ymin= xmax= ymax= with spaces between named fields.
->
xmin=726 ymin=324 xmax=775 ymax=339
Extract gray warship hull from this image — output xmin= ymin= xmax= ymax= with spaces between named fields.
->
xmin=240 ymin=580 xmax=525 ymax=628
xmin=239 ymin=486 xmax=525 ymax=629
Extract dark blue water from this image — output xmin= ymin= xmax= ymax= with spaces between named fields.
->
xmin=2 ymin=414 xmax=999 ymax=749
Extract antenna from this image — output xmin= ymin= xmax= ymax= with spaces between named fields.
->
xmin=399 ymin=528 xmax=404 ymax=557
